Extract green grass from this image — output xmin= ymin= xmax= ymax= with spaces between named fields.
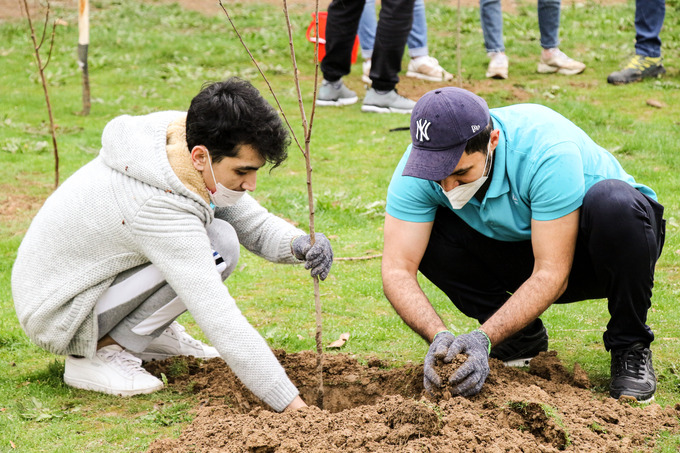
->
xmin=1 ymin=0 xmax=679 ymax=450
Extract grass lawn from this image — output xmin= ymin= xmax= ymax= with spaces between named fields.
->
xmin=1 ymin=0 xmax=679 ymax=451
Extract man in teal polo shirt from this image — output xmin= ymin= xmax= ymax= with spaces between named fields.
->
xmin=382 ymin=87 xmax=665 ymax=402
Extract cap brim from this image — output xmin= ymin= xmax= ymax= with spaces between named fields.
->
xmin=402 ymin=142 xmax=466 ymax=181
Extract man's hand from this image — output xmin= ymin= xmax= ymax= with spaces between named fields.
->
xmin=423 ymin=330 xmax=455 ymax=394
xmin=447 ymin=330 xmax=490 ymax=397
xmin=291 ymin=233 xmax=333 ymax=280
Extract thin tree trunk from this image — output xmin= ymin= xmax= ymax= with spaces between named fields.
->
xmin=78 ymin=0 xmax=90 ymax=115
xmin=21 ymin=0 xmax=60 ymax=188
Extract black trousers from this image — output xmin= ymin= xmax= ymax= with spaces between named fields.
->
xmin=320 ymin=0 xmax=415 ymax=91
xmin=418 ymin=180 xmax=666 ymax=351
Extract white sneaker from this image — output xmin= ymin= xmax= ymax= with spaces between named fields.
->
xmin=537 ymin=48 xmax=586 ymax=75
xmin=406 ymin=56 xmax=454 ymax=82
xmin=486 ymin=52 xmax=509 ymax=79
xmin=64 ymin=345 xmax=164 ymax=397
xmin=132 ymin=321 xmax=220 ymax=362
xmin=362 ymin=59 xmax=371 ymax=84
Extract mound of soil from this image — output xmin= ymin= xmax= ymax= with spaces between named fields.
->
xmin=146 ymin=350 xmax=679 ymax=452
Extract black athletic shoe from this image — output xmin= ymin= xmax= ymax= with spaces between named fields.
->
xmin=609 ymin=343 xmax=656 ymax=403
xmin=489 ymin=323 xmax=549 ymax=367
xmin=607 ymin=55 xmax=666 ymax=85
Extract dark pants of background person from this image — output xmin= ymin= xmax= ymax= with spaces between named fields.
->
xmin=321 ymin=0 xmax=416 ymax=91
xmin=635 ymin=0 xmax=665 ymax=58
xmin=418 ymin=180 xmax=665 ymax=351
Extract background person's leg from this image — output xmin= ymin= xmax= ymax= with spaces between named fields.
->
xmin=370 ymin=0 xmax=415 ymax=91
xmin=321 ymin=0 xmax=366 ymax=82
xmin=634 ymin=0 xmax=665 ymax=58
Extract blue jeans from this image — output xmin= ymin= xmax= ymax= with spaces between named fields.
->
xmin=480 ymin=0 xmax=560 ymax=53
xmin=359 ymin=0 xmax=428 ymax=60
xmin=635 ymin=0 xmax=665 ymax=57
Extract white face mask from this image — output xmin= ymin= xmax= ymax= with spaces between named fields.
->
xmin=442 ymin=145 xmax=493 ymax=210
xmin=205 ymin=151 xmax=246 ymax=208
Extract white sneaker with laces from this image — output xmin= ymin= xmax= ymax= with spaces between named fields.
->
xmin=64 ymin=345 xmax=164 ymax=397
xmin=406 ymin=56 xmax=454 ymax=82
xmin=132 ymin=321 xmax=220 ymax=362
xmin=537 ymin=48 xmax=586 ymax=75
xmin=486 ymin=52 xmax=509 ymax=79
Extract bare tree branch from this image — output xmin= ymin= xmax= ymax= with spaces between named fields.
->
xmin=21 ymin=0 xmax=60 ymax=188
xmin=219 ymin=0 xmax=325 ymax=409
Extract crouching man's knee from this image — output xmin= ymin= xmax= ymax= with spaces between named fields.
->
xmin=207 ymin=218 xmax=240 ymax=280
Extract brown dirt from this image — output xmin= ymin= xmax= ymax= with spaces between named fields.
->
xmin=145 ymin=350 xmax=680 ymax=452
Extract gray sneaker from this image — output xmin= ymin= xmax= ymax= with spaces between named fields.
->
xmin=316 ymin=80 xmax=358 ymax=106
xmin=361 ymin=88 xmax=415 ymax=114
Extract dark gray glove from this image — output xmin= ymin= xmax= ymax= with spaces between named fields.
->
xmin=446 ymin=329 xmax=490 ymax=397
xmin=423 ymin=330 xmax=455 ymax=394
xmin=291 ymin=233 xmax=333 ymax=280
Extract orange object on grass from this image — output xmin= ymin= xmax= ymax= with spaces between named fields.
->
xmin=306 ymin=11 xmax=360 ymax=64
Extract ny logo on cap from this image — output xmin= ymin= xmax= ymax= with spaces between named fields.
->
xmin=415 ymin=118 xmax=431 ymax=142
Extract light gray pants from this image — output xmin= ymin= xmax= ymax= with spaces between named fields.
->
xmin=95 ymin=219 xmax=239 ymax=352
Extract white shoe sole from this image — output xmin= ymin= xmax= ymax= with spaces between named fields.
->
xmin=405 ymin=70 xmax=446 ymax=82
xmin=315 ymin=96 xmax=358 ymax=107
xmin=360 ymin=104 xmax=412 ymax=114
xmin=486 ymin=69 xmax=508 ymax=79
xmin=537 ymin=63 xmax=585 ymax=75
xmin=64 ymin=375 xmax=163 ymax=397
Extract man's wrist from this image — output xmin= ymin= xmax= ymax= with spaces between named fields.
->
xmin=432 ymin=329 xmax=451 ymax=343
xmin=473 ymin=329 xmax=492 ymax=355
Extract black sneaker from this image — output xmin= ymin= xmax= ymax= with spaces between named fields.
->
xmin=609 ymin=343 xmax=656 ymax=403
xmin=489 ymin=323 xmax=549 ymax=367
xmin=607 ymin=55 xmax=666 ymax=85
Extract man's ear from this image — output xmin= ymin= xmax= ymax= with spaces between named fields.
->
xmin=190 ymin=145 xmax=208 ymax=171
xmin=489 ymin=129 xmax=500 ymax=151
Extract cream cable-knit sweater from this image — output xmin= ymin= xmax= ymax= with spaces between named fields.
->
xmin=12 ymin=111 xmax=306 ymax=411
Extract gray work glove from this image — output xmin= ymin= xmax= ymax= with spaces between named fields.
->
xmin=291 ymin=233 xmax=333 ymax=280
xmin=446 ymin=329 xmax=490 ymax=397
xmin=423 ymin=330 xmax=455 ymax=394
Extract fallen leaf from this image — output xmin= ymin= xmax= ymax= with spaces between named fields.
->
xmin=10 ymin=440 xmax=16 ymax=449
xmin=327 ymin=332 xmax=350 ymax=349
xmin=646 ymin=99 xmax=665 ymax=109
xmin=297 ymin=334 xmax=304 ymax=340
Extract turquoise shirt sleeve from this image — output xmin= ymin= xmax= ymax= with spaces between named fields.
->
xmin=386 ymin=146 xmax=446 ymax=223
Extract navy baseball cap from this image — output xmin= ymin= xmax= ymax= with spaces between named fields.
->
xmin=403 ymin=87 xmax=489 ymax=181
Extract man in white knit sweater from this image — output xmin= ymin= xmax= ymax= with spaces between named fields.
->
xmin=11 ymin=78 xmax=333 ymax=412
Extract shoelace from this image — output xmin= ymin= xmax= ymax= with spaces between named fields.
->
xmin=546 ymin=49 xmax=574 ymax=63
xmin=99 ymin=348 xmax=146 ymax=377
xmin=613 ymin=348 xmax=647 ymax=379
xmin=625 ymin=55 xmax=656 ymax=71
xmin=167 ymin=322 xmax=204 ymax=348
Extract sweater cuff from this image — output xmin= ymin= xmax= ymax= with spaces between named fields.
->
xmin=261 ymin=376 xmax=300 ymax=412
xmin=279 ymin=228 xmax=307 ymax=263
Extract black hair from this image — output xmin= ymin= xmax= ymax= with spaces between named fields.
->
xmin=186 ymin=77 xmax=290 ymax=168
xmin=464 ymin=117 xmax=494 ymax=155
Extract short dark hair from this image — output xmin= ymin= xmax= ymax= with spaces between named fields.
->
xmin=186 ymin=78 xmax=290 ymax=168
xmin=464 ymin=118 xmax=494 ymax=155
